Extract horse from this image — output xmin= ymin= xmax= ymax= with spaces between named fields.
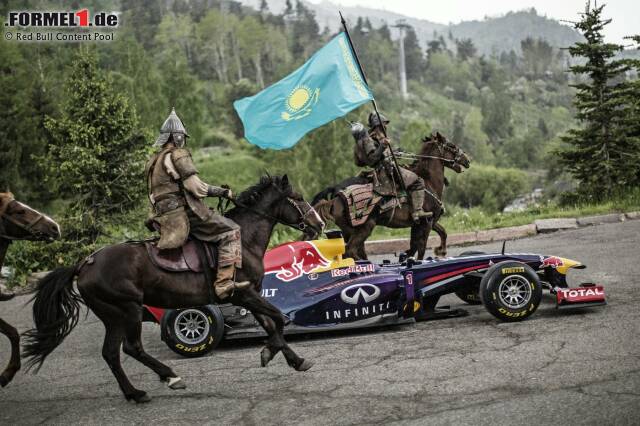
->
xmin=23 ymin=175 xmax=325 ymax=403
xmin=0 ymin=192 xmax=60 ymax=387
xmin=308 ymin=132 xmax=470 ymax=260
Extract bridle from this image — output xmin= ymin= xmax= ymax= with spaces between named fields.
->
xmin=0 ymin=199 xmax=48 ymax=241
xmin=230 ymin=185 xmax=319 ymax=232
xmin=396 ymin=137 xmax=467 ymax=167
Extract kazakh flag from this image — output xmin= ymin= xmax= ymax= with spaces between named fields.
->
xmin=233 ymin=32 xmax=373 ymax=150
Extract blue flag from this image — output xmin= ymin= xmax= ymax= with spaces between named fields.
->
xmin=233 ymin=32 xmax=374 ymax=150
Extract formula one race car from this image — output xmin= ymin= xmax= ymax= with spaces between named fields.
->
xmin=143 ymin=232 xmax=606 ymax=357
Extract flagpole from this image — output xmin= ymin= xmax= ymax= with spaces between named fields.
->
xmin=339 ymin=11 xmax=408 ymax=194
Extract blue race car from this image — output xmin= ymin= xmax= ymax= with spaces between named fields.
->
xmin=147 ymin=231 xmax=605 ymax=357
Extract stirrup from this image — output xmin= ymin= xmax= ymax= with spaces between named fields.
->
xmin=412 ymin=210 xmax=433 ymax=222
xmin=215 ymin=280 xmax=251 ymax=300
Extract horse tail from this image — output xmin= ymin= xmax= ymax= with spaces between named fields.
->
xmin=22 ymin=265 xmax=83 ymax=372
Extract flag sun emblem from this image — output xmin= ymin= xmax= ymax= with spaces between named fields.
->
xmin=281 ymin=85 xmax=319 ymax=121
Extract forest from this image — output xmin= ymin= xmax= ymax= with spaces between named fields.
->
xmin=1 ymin=0 xmax=638 ymax=283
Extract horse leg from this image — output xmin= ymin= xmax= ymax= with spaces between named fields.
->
xmin=98 ymin=320 xmax=149 ymax=403
xmin=253 ymin=312 xmax=312 ymax=371
xmin=86 ymin=294 xmax=150 ymax=403
xmin=408 ymin=225 xmax=422 ymax=259
xmin=121 ymin=303 xmax=185 ymax=390
xmin=357 ymin=239 xmax=368 ymax=260
xmin=230 ymin=288 xmax=312 ymax=371
xmin=433 ymin=222 xmax=448 ymax=257
xmin=347 ymin=220 xmax=376 ymax=261
xmin=0 ymin=317 xmax=20 ymax=387
xmin=251 ymin=313 xmax=282 ymax=366
xmin=420 ymin=222 xmax=434 ymax=260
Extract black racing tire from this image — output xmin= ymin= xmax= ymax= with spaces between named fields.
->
xmin=454 ymin=251 xmax=486 ymax=305
xmin=161 ymin=305 xmax=225 ymax=357
xmin=479 ymin=261 xmax=542 ymax=322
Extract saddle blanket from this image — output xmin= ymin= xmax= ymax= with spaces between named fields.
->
xmin=337 ymin=184 xmax=407 ymax=227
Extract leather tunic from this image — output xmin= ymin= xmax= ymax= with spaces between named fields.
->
xmin=145 ymin=146 xmax=213 ymax=249
xmin=353 ymin=131 xmax=424 ymax=196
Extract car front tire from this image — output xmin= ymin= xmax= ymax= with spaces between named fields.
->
xmin=479 ymin=261 xmax=542 ymax=322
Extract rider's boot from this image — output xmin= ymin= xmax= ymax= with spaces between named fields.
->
xmin=410 ymin=189 xmax=432 ymax=223
xmin=214 ymin=264 xmax=251 ymax=301
xmin=0 ymin=288 xmax=15 ymax=301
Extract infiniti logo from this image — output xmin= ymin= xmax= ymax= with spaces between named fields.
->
xmin=340 ymin=283 xmax=380 ymax=305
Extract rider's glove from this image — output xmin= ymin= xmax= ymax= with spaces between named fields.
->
xmin=350 ymin=122 xmax=368 ymax=140
xmin=207 ymin=185 xmax=230 ymax=198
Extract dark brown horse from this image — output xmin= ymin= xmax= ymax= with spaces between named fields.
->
xmin=310 ymin=132 xmax=470 ymax=260
xmin=0 ymin=192 xmax=60 ymax=387
xmin=23 ymin=175 xmax=325 ymax=403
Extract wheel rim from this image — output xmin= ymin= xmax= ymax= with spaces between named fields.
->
xmin=498 ymin=275 xmax=532 ymax=309
xmin=174 ymin=309 xmax=210 ymax=345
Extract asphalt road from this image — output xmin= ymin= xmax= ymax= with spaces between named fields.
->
xmin=1 ymin=220 xmax=639 ymax=425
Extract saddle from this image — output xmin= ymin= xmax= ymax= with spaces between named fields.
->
xmin=145 ymin=238 xmax=217 ymax=273
xmin=337 ymin=184 xmax=407 ymax=227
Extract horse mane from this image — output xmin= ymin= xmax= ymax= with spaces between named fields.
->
xmin=235 ymin=175 xmax=285 ymax=206
xmin=0 ymin=192 xmax=14 ymax=216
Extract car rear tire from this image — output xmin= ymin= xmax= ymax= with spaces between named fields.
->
xmin=479 ymin=261 xmax=541 ymax=322
xmin=454 ymin=251 xmax=486 ymax=305
xmin=161 ymin=305 xmax=225 ymax=357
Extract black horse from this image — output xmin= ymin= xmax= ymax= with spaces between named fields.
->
xmin=0 ymin=192 xmax=60 ymax=387
xmin=23 ymin=175 xmax=325 ymax=402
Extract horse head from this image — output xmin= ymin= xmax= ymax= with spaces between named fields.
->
xmin=0 ymin=193 xmax=61 ymax=241
xmin=234 ymin=175 xmax=325 ymax=238
xmin=420 ymin=131 xmax=471 ymax=173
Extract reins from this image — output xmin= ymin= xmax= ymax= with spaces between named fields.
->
xmin=227 ymin=189 xmax=314 ymax=232
xmin=396 ymin=139 xmax=465 ymax=165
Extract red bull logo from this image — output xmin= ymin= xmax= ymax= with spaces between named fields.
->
xmin=542 ymin=256 xmax=564 ymax=268
xmin=264 ymin=241 xmax=330 ymax=282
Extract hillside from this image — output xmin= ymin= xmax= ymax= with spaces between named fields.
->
xmin=448 ymin=9 xmax=583 ymax=55
xmin=240 ymin=0 xmax=583 ymax=54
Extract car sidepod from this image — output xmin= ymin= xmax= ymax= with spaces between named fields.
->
xmin=261 ymin=263 xmax=404 ymax=328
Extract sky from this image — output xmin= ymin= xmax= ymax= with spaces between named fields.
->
xmin=307 ymin=0 xmax=639 ymax=45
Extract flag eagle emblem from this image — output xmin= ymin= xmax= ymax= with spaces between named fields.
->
xmin=281 ymin=85 xmax=319 ymax=121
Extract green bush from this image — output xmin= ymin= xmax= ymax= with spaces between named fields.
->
xmin=447 ymin=164 xmax=530 ymax=211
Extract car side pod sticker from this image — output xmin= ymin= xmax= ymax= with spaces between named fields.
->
xmin=264 ymin=241 xmax=330 ymax=282
xmin=340 ymin=283 xmax=380 ymax=304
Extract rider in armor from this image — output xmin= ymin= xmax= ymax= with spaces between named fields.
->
xmin=352 ymin=112 xmax=430 ymax=222
xmin=145 ymin=108 xmax=250 ymax=300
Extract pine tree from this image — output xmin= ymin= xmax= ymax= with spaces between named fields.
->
xmin=559 ymin=3 xmax=635 ymax=195
xmin=617 ymin=35 xmax=640 ymax=187
xmin=43 ymin=49 xmax=147 ymax=241
xmin=456 ymin=38 xmax=477 ymax=62
xmin=0 ymin=35 xmax=30 ymax=191
xmin=403 ymin=26 xmax=425 ymax=81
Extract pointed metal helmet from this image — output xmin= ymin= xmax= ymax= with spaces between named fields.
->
xmin=154 ymin=108 xmax=190 ymax=147
xmin=368 ymin=112 xmax=390 ymax=129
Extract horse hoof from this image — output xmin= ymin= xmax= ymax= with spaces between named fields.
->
xmin=260 ymin=347 xmax=274 ymax=367
xmin=126 ymin=391 xmax=151 ymax=404
xmin=296 ymin=359 xmax=314 ymax=372
xmin=0 ymin=375 xmax=8 ymax=388
xmin=167 ymin=377 xmax=186 ymax=390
